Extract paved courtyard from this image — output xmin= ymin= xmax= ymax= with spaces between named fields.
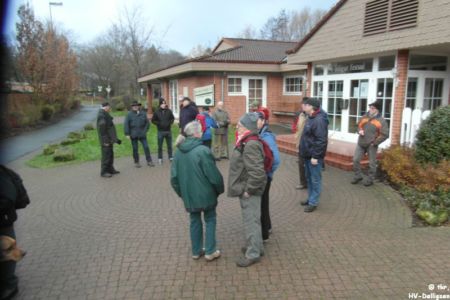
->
xmin=8 ymin=151 xmax=450 ymax=299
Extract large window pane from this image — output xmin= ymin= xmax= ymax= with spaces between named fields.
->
xmin=410 ymin=55 xmax=447 ymax=71
xmin=379 ymin=55 xmax=395 ymax=71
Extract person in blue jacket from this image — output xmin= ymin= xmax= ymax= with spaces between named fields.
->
xmin=199 ymin=106 xmax=217 ymax=148
xmin=256 ymin=110 xmax=280 ymax=241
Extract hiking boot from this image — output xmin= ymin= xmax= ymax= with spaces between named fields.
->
xmin=296 ymin=185 xmax=307 ymax=190
xmin=205 ymin=250 xmax=221 ymax=262
xmin=135 ymin=163 xmax=141 ymax=168
xmin=101 ymin=173 xmax=112 ymax=178
xmin=236 ymin=256 xmax=261 ymax=267
xmin=111 ymin=170 xmax=120 ymax=174
xmin=300 ymin=199 xmax=309 ymax=206
xmin=241 ymin=247 xmax=264 ymax=256
xmin=192 ymin=249 xmax=205 ymax=260
xmin=147 ymin=161 xmax=155 ymax=167
xmin=351 ymin=177 xmax=363 ymax=184
xmin=304 ymin=205 xmax=317 ymax=213
xmin=363 ymin=179 xmax=373 ymax=186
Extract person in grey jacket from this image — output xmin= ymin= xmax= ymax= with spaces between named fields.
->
xmin=351 ymin=99 xmax=389 ymax=186
xmin=228 ymin=112 xmax=267 ymax=267
xmin=211 ymin=101 xmax=230 ymax=160
xmin=97 ymin=102 xmax=121 ymax=177
xmin=124 ymin=101 xmax=154 ymax=168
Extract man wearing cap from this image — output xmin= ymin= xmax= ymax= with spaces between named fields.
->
xmin=152 ymin=98 xmax=175 ymax=164
xmin=124 ymin=101 xmax=154 ymax=168
xmin=211 ymin=101 xmax=230 ymax=159
xmin=228 ymin=112 xmax=267 ymax=267
xmin=299 ymin=98 xmax=328 ymax=212
xmin=97 ymin=102 xmax=122 ymax=178
xmin=351 ymin=99 xmax=389 ymax=186
xmin=179 ymin=97 xmax=199 ymax=134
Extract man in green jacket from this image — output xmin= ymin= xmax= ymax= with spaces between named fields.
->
xmin=211 ymin=101 xmax=230 ymax=160
xmin=171 ymin=121 xmax=224 ymax=262
xmin=97 ymin=102 xmax=121 ymax=178
xmin=228 ymin=112 xmax=267 ymax=267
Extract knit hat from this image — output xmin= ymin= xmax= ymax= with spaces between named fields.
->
xmin=303 ymin=97 xmax=321 ymax=109
xmin=250 ymin=101 xmax=260 ymax=110
xmin=369 ymin=99 xmax=383 ymax=111
xmin=239 ymin=112 xmax=259 ymax=132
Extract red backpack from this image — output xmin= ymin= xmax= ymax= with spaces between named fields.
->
xmin=239 ymin=134 xmax=274 ymax=173
xmin=195 ymin=114 xmax=206 ymax=132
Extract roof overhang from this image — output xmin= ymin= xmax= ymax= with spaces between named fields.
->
xmin=138 ymin=62 xmax=307 ymax=83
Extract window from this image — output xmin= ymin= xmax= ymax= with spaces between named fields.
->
xmin=248 ymin=79 xmax=263 ymax=107
xmin=314 ymin=65 xmax=325 ymax=76
xmin=378 ymin=56 xmax=395 ymax=71
xmin=376 ymin=78 xmax=394 ymax=129
xmin=284 ymin=76 xmax=303 ymax=94
xmin=313 ymin=81 xmax=324 ymax=107
xmin=328 ymin=59 xmax=373 ymax=74
xmin=228 ymin=78 xmax=242 ymax=93
xmin=349 ymin=80 xmax=369 ymax=133
xmin=409 ymin=55 xmax=447 ymax=71
xmin=405 ymin=78 xmax=417 ymax=109
xmin=327 ymin=80 xmax=344 ymax=131
xmin=424 ymin=78 xmax=443 ymax=111
xmin=169 ymin=80 xmax=178 ymax=115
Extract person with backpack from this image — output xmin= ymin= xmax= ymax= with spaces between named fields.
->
xmin=199 ymin=106 xmax=217 ymax=148
xmin=152 ymin=98 xmax=175 ymax=165
xmin=0 ymin=165 xmax=30 ymax=300
xmin=228 ymin=112 xmax=267 ymax=267
xmin=256 ymin=110 xmax=280 ymax=242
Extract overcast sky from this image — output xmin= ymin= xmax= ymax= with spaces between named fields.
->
xmin=5 ymin=0 xmax=337 ymax=55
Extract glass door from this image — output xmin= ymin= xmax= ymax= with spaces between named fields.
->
xmin=169 ymin=80 xmax=178 ymax=116
xmin=424 ymin=78 xmax=444 ymax=111
xmin=376 ymin=78 xmax=394 ymax=130
xmin=349 ymin=79 xmax=368 ymax=133
xmin=248 ymin=79 xmax=263 ymax=110
xmin=327 ymin=80 xmax=344 ymax=131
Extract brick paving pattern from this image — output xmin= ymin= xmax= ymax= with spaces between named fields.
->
xmin=8 ymin=152 xmax=450 ymax=299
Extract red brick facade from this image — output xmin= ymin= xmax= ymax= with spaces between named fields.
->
xmin=391 ymin=49 xmax=409 ymax=145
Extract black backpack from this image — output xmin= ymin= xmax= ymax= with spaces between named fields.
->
xmin=0 ymin=166 xmax=30 ymax=209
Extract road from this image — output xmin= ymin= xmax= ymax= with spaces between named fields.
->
xmin=0 ymin=105 xmax=98 ymax=164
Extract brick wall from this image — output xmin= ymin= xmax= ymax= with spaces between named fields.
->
xmin=391 ymin=49 xmax=409 ymax=145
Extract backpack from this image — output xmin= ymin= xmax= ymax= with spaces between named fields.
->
xmin=195 ymin=114 xmax=207 ymax=132
xmin=239 ymin=134 xmax=274 ymax=173
xmin=0 ymin=166 xmax=30 ymax=209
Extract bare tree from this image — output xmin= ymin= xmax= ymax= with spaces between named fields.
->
xmin=187 ymin=44 xmax=212 ymax=58
xmin=237 ymin=24 xmax=258 ymax=39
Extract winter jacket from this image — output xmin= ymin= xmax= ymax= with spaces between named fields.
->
xmin=170 ymin=137 xmax=224 ymax=212
xmin=179 ymin=102 xmax=199 ymax=132
xmin=97 ymin=109 xmax=118 ymax=145
xmin=259 ymin=125 xmax=281 ymax=179
xmin=300 ymin=109 xmax=329 ymax=159
xmin=0 ymin=168 xmax=17 ymax=227
xmin=212 ymin=108 xmax=230 ymax=135
xmin=152 ymin=108 xmax=175 ymax=132
xmin=201 ymin=112 xmax=218 ymax=142
xmin=228 ymin=133 xmax=267 ymax=197
xmin=357 ymin=113 xmax=389 ymax=148
xmin=124 ymin=110 xmax=149 ymax=139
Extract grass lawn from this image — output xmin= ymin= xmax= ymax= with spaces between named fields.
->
xmin=26 ymin=121 xmax=237 ymax=169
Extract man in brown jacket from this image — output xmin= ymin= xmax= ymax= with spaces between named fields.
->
xmin=228 ymin=112 xmax=267 ymax=267
xmin=293 ymin=99 xmax=308 ymax=190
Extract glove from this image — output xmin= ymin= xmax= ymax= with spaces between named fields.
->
xmin=116 ymin=139 xmax=122 ymax=145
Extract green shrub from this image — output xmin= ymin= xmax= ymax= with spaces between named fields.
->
xmin=67 ymin=131 xmax=86 ymax=139
xmin=41 ymin=105 xmax=55 ymax=121
xmin=402 ymin=187 xmax=450 ymax=225
xmin=415 ymin=106 xmax=450 ymax=164
xmin=60 ymin=138 xmax=80 ymax=145
xmin=84 ymin=123 xmax=94 ymax=130
xmin=43 ymin=144 xmax=59 ymax=155
xmin=115 ymin=101 xmax=126 ymax=111
xmin=53 ymin=147 xmax=75 ymax=162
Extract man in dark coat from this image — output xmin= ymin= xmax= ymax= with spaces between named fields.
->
xmin=179 ymin=97 xmax=199 ymax=134
xmin=97 ymin=102 xmax=121 ymax=177
xmin=124 ymin=101 xmax=154 ymax=168
xmin=151 ymin=98 xmax=175 ymax=164
xmin=299 ymin=98 xmax=328 ymax=213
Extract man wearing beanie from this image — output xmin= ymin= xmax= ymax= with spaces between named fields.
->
xmin=299 ymin=98 xmax=328 ymax=212
xmin=152 ymin=98 xmax=175 ymax=164
xmin=228 ymin=112 xmax=267 ymax=267
xmin=351 ymin=99 xmax=389 ymax=186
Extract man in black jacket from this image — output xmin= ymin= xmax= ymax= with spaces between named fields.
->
xmin=299 ymin=98 xmax=328 ymax=213
xmin=124 ymin=101 xmax=154 ymax=168
xmin=97 ymin=102 xmax=121 ymax=178
xmin=179 ymin=97 xmax=199 ymax=134
xmin=152 ymin=98 xmax=175 ymax=164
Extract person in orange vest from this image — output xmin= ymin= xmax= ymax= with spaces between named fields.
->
xmin=351 ymin=99 xmax=389 ymax=186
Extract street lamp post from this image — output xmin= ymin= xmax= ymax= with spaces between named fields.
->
xmin=49 ymin=2 xmax=63 ymax=30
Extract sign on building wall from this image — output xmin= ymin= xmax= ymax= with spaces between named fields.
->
xmin=194 ymin=84 xmax=215 ymax=106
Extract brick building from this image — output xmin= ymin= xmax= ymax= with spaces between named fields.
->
xmin=138 ymin=38 xmax=306 ymax=124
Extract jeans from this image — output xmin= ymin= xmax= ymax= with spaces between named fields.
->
xmin=353 ymin=144 xmax=378 ymax=181
xmin=297 ymin=153 xmax=307 ymax=187
xmin=100 ymin=145 xmax=114 ymax=175
xmin=157 ymin=131 xmax=173 ymax=160
xmin=0 ymin=226 xmax=18 ymax=294
xmin=240 ymin=194 xmax=264 ymax=259
xmin=304 ymin=158 xmax=323 ymax=207
xmin=189 ymin=208 xmax=217 ymax=256
xmin=131 ymin=137 xmax=152 ymax=163
xmin=261 ymin=177 xmax=272 ymax=240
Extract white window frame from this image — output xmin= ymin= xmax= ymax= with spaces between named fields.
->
xmin=283 ymin=75 xmax=303 ymax=95
xmin=227 ymin=77 xmax=243 ymax=95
